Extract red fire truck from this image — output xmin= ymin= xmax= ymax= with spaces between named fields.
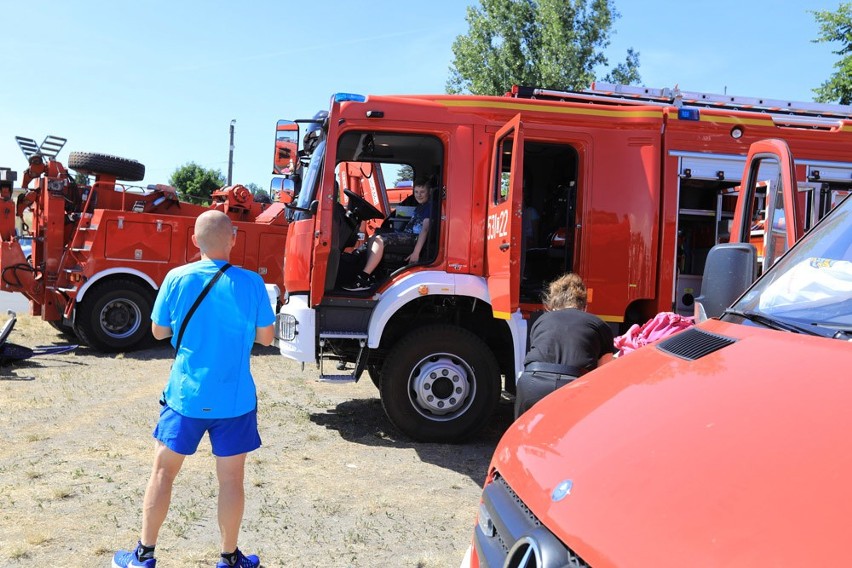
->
xmin=0 ymin=134 xmax=294 ymax=352
xmin=274 ymin=84 xmax=852 ymax=442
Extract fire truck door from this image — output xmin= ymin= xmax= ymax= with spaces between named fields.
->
xmin=309 ymin=140 xmax=337 ymax=307
xmin=485 ymin=114 xmax=524 ymax=319
xmin=730 ymin=139 xmax=800 ymax=269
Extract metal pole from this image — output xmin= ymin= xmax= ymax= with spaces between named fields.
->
xmin=227 ymin=119 xmax=236 ymax=186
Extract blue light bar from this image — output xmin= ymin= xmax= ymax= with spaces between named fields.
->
xmin=678 ymin=108 xmax=700 ymax=121
xmin=333 ymin=93 xmax=366 ymax=103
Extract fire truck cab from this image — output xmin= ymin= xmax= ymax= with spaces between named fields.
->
xmin=275 ymin=86 xmax=852 ymax=442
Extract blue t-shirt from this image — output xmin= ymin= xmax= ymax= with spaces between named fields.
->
xmin=151 ymin=259 xmax=276 ymax=419
xmin=404 ymin=201 xmax=431 ymax=235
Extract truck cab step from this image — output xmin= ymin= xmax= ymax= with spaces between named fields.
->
xmin=318 ymin=373 xmax=357 ymax=383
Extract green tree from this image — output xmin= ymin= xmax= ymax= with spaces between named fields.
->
xmin=447 ymin=0 xmax=640 ymax=95
xmin=246 ymin=182 xmax=271 ymax=203
xmin=394 ymin=165 xmax=414 ymax=185
xmin=169 ymin=163 xmax=225 ymax=205
xmin=811 ymin=3 xmax=852 ymax=104
xmin=74 ymin=172 xmax=89 ymax=186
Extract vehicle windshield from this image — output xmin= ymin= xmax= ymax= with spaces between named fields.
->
xmin=294 ymin=139 xmax=326 ymax=211
xmin=726 ymin=195 xmax=852 ymax=335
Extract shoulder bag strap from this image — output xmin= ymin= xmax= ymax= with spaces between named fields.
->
xmin=174 ymin=263 xmax=231 ymax=352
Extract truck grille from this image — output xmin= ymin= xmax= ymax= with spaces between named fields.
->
xmin=656 ymin=327 xmax=736 ymax=361
xmin=474 ymin=472 xmax=590 ymax=567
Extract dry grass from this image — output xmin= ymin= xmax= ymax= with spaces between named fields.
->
xmin=0 ymin=315 xmax=513 ymax=566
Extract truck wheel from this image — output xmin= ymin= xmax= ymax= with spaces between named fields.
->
xmin=368 ymin=363 xmax=382 ymax=389
xmin=48 ymin=320 xmax=76 ymax=338
xmin=68 ymin=152 xmax=146 ymax=182
xmin=380 ymin=324 xmax=500 ymax=442
xmin=73 ymin=279 xmax=154 ymax=352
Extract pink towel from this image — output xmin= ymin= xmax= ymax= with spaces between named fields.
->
xmin=614 ymin=312 xmax=694 ymax=356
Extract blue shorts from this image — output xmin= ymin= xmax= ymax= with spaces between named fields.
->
xmin=153 ymin=405 xmax=262 ymax=457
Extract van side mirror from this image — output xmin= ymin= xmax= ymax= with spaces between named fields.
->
xmin=694 ymin=243 xmax=758 ymax=321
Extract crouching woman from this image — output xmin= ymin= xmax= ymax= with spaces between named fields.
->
xmin=515 ymin=273 xmax=616 ymax=419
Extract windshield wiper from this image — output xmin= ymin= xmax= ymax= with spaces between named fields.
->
xmin=811 ymin=323 xmax=852 ymax=340
xmin=723 ymin=309 xmax=829 ymax=337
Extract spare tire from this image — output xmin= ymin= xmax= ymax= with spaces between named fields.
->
xmin=69 ymin=152 xmax=145 ymax=181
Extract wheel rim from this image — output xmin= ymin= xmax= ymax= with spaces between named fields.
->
xmin=99 ymin=298 xmax=142 ymax=339
xmin=407 ymin=352 xmax=475 ymax=421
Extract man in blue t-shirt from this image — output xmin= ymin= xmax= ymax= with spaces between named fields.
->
xmin=343 ymin=177 xmax=433 ymax=291
xmin=114 ymin=210 xmax=275 ymax=568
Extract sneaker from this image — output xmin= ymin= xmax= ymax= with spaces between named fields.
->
xmin=112 ymin=548 xmax=156 ymax=568
xmin=342 ymin=272 xmax=376 ymax=292
xmin=216 ymin=548 xmax=260 ymax=568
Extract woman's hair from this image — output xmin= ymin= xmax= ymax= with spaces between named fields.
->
xmin=543 ymin=272 xmax=587 ymax=311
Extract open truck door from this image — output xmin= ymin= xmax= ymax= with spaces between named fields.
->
xmin=485 ymin=115 xmax=524 ymax=319
xmin=729 ymin=138 xmax=801 ymax=271
xmin=697 ymin=138 xmax=801 ymax=320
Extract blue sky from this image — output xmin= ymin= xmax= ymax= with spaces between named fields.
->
xmin=1 ymin=0 xmax=845 ymax=189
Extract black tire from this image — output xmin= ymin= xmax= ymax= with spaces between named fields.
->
xmin=73 ymin=279 xmax=155 ymax=352
xmin=380 ymin=324 xmax=501 ymax=442
xmin=68 ymin=152 xmax=145 ymax=182
xmin=368 ymin=363 xmax=382 ymax=390
xmin=48 ymin=320 xmax=77 ymax=338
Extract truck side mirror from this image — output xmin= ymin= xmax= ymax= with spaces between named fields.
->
xmin=694 ymin=243 xmax=758 ymax=322
xmin=273 ymin=120 xmax=299 ymax=175
xmin=270 ymin=177 xmax=295 ymax=204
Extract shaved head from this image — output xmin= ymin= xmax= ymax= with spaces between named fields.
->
xmin=194 ymin=210 xmax=235 ymax=257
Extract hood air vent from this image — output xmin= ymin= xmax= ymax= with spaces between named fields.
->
xmin=657 ymin=327 xmax=736 ymax=360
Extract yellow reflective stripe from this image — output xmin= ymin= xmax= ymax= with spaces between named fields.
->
xmin=597 ymin=314 xmax=625 ymax=323
xmin=438 ymin=99 xmax=663 ymax=119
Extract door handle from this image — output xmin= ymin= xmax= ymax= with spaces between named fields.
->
xmin=499 ymin=243 xmax=510 ymax=251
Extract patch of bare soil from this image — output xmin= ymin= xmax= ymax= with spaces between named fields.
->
xmin=0 ymin=315 xmax=514 ymax=567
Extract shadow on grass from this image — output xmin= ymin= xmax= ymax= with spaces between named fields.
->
xmin=52 ymin=342 xmax=172 ymax=362
xmin=0 ymin=338 xmax=281 ymax=375
xmin=309 ymin=393 xmax=516 ymax=486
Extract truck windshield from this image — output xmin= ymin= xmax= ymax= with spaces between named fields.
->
xmin=294 ymin=139 xmax=326 ymax=212
xmin=728 ymin=195 xmax=852 ymax=336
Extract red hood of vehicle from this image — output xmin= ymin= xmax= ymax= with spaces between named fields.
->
xmin=494 ymin=319 xmax=852 ymax=567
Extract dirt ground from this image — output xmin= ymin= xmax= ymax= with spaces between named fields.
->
xmin=0 ymin=314 xmax=515 ymax=567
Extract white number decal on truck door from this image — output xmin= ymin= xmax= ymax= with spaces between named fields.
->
xmin=486 ymin=210 xmax=509 ymax=240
